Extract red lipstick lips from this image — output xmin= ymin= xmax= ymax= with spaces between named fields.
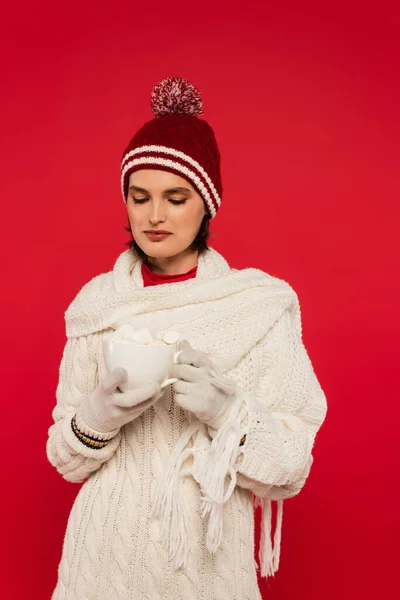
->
xmin=144 ymin=230 xmax=172 ymax=242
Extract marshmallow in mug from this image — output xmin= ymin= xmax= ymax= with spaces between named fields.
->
xmin=108 ymin=325 xmax=180 ymax=346
xmin=103 ymin=325 xmax=182 ymax=391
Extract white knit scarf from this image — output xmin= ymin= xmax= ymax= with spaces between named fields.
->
xmin=66 ymin=247 xmax=298 ymax=578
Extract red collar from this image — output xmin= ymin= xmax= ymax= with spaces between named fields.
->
xmin=141 ymin=262 xmax=198 ymax=287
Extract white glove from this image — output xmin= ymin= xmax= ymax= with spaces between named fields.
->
xmin=76 ymin=367 xmax=163 ymax=434
xmin=171 ymin=340 xmax=236 ymax=425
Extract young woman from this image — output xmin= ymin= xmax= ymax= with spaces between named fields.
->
xmin=47 ymin=77 xmax=327 ymax=600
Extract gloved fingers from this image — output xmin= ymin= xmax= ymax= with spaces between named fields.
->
xmin=177 ymin=340 xmax=192 ymax=352
xmin=128 ymin=396 xmax=156 ymax=413
xmin=171 ymin=363 xmax=204 ymax=383
xmin=112 ymin=381 xmax=161 ymax=408
xmin=172 ymin=379 xmax=194 ymax=397
xmin=176 ymin=340 xmax=211 ymax=368
xmin=101 ymin=368 xmax=128 ymax=394
xmin=173 ymin=392 xmax=193 ymax=413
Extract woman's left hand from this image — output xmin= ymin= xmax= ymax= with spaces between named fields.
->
xmin=171 ymin=340 xmax=230 ymax=423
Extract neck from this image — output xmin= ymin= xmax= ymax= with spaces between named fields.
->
xmin=146 ymin=249 xmax=199 ymax=275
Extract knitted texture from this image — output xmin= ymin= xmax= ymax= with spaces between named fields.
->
xmin=121 ymin=77 xmax=222 ymax=217
xmin=46 ymin=248 xmax=327 ymax=599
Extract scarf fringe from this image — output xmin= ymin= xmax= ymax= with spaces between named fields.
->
xmin=253 ymin=495 xmax=283 ymax=578
xmin=198 ymin=392 xmax=246 ymax=553
xmin=150 ymin=421 xmax=200 ymax=569
xmin=152 ymin=364 xmax=243 ymax=567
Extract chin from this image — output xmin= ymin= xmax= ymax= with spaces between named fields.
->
xmin=144 ymin=248 xmax=173 ymax=258
xmin=138 ymin=239 xmax=187 ymax=258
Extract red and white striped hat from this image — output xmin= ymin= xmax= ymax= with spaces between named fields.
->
xmin=121 ymin=77 xmax=222 ymax=218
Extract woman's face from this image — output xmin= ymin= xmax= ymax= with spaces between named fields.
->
xmin=126 ymin=169 xmax=207 ymax=259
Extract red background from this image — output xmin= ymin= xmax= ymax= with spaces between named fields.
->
xmin=1 ymin=1 xmax=399 ymax=598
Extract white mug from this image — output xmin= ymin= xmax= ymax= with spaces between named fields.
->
xmin=103 ymin=338 xmax=180 ymax=392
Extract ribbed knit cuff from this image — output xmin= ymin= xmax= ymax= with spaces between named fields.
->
xmin=204 ymin=392 xmax=249 ymax=450
xmin=203 ymin=399 xmax=235 ymax=430
xmin=75 ymin=403 xmax=120 ymax=440
xmin=61 ymin=413 xmax=122 ymax=459
xmin=71 ymin=416 xmax=113 ymax=449
xmin=204 ymin=391 xmax=248 ymax=429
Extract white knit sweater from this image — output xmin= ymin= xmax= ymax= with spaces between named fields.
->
xmin=46 ymin=248 xmax=327 ymax=600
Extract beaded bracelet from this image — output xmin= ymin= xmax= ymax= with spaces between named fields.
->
xmin=71 ymin=415 xmax=111 ymax=450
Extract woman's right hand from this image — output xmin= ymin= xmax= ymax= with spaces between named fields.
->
xmin=75 ymin=368 xmax=163 ymax=434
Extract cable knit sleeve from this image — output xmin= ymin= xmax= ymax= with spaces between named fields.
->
xmin=233 ymin=303 xmax=327 ymax=499
xmin=205 ymin=301 xmax=327 ymax=500
xmin=46 ymin=334 xmax=122 ymax=483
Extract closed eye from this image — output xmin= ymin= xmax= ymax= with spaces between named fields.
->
xmin=169 ymin=199 xmax=187 ymax=205
xmin=131 ymin=197 xmax=187 ymax=205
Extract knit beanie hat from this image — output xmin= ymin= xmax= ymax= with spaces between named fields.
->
xmin=121 ymin=77 xmax=222 ymax=218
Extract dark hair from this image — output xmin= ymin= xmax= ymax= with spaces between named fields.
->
xmin=124 ymin=214 xmax=212 ymax=262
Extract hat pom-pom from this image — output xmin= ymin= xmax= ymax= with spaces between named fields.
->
xmin=151 ymin=77 xmax=203 ymax=118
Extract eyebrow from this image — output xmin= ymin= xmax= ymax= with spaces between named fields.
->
xmin=128 ymin=185 xmax=192 ymax=195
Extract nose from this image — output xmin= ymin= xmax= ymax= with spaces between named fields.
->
xmin=148 ymin=200 xmax=166 ymax=225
